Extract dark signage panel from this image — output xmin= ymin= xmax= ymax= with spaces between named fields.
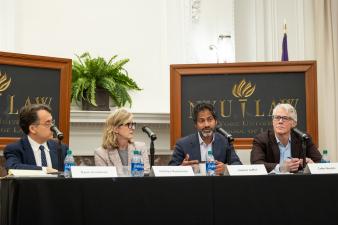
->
xmin=181 ymin=73 xmax=306 ymax=138
xmin=170 ymin=61 xmax=318 ymax=149
xmin=0 ymin=65 xmax=60 ymax=137
xmin=0 ymin=51 xmax=72 ymax=148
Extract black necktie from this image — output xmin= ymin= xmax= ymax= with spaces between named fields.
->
xmin=40 ymin=145 xmax=47 ymax=167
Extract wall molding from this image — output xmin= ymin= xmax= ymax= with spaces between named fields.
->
xmin=70 ymin=110 xmax=170 ymax=124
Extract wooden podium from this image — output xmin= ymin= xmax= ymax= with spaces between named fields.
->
xmin=0 ymin=51 xmax=72 ymax=149
xmin=170 ymin=61 xmax=318 ymax=149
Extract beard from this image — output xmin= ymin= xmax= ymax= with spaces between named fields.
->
xmin=199 ymin=128 xmax=214 ymax=138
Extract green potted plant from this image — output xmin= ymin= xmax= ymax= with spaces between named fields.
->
xmin=71 ymin=52 xmax=141 ymax=110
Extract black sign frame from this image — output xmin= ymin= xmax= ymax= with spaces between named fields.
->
xmin=0 ymin=51 xmax=72 ymax=149
xmin=170 ymin=61 xmax=318 ymax=149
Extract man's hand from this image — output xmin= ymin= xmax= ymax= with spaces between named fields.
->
xmin=46 ymin=167 xmax=58 ymax=174
xmin=180 ymin=154 xmax=199 ymax=166
xmin=215 ymin=160 xmax=225 ymax=175
xmin=280 ymin=158 xmax=301 ymax=172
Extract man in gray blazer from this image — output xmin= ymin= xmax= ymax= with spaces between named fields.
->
xmin=169 ymin=102 xmax=242 ymax=174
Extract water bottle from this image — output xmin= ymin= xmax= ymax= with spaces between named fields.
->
xmin=64 ymin=149 xmax=76 ymax=178
xmin=131 ymin=150 xmax=144 ymax=177
xmin=206 ymin=148 xmax=216 ymax=176
xmin=321 ymin=149 xmax=330 ymax=163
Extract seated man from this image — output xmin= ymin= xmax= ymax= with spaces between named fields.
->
xmin=4 ymin=104 xmax=67 ymax=172
xmin=250 ymin=103 xmax=322 ymax=173
xmin=169 ymin=102 xmax=242 ymax=174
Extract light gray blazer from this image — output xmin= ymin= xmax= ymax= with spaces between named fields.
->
xmin=94 ymin=141 xmax=150 ymax=174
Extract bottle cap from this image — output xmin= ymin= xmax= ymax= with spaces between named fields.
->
xmin=67 ymin=149 xmax=72 ymax=155
xmin=133 ymin=150 xmax=140 ymax=154
xmin=208 ymin=149 xmax=212 ymax=154
xmin=323 ymin=149 xmax=328 ymax=154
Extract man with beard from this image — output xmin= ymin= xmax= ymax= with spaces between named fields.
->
xmin=251 ymin=103 xmax=322 ymax=173
xmin=169 ymin=102 xmax=242 ymax=175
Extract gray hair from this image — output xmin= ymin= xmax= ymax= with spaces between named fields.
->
xmin=272 ymin=103 xmax=297 ymax=122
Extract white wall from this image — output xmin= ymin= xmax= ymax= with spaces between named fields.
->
xmin=1 ymin=0 xmax=328 ymax=161
xmin=0 ymin=0 xmax=235 ymax=114
xmin=234 ymin=0 xmax=315 ymax=62
xmin=13 ymin=0 xmax=170 ymax=113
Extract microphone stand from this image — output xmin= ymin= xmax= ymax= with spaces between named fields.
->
xmin=150 ymin=139 xmax=155 ymax=168
xmin=57 ymin=137 xmax=64 ymax=177
xmin=227 ymin=138 xmax=234 ymax=165
xmin=301 ymin=138 xmax=307 ymax=171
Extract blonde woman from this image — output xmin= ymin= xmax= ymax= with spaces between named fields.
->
xmin=94 ymin=108 xmax=150 ymax=175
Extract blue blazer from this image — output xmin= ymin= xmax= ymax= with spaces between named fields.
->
xmin=4 ymin=136 xmax=68 ymax=170
xmin=169 ymin=132 xmax=242 ymax=165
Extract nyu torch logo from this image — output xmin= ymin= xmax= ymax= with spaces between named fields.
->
xmin=0 ymin=72 xmax=11 ymax=96
xmin=232 ymin=79 xmax=256 ymax=118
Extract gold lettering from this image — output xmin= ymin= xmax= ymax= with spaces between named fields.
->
xmin=255 ymin=99 xmax=264 ymax=117
xmin=8 ymin=95 xmax=18 ymax=114
xmin=188 ymin=100 xmax=217 ymax=119
xmin=13 ymin=126 xmax=21 ymax=134
xmin=220 ymin=100 xmax=232 ymax=118
xmin=188 ymin=101 xmax=195 ymax=119
xmin=25 ymin=97 xmax=32 ymax=106
xmin=0 ymin=127 xmax=10 ymax=133
xmin=238 ymin=99 xmax=247 ymax=118
xmin=35 ymin=97 xmax=52 ymax=105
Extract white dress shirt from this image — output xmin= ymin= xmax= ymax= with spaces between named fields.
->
xmin=28 ymin=136 xmax=53 ymax=168
xmin=198 ymin=132 xmax=215 ymax=162
xmin=272 ymin=135 xmax=291 ymax=173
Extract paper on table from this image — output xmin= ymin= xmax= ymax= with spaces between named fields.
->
xmin=7 ymin=169 xmax=57 ymax=177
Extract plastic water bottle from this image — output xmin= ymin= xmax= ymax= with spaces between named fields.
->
xmin=131 ymin=150 xmax=144 ymax=177
xmin=206 ymin=148 xmax=216 ymax=176
xmin=321 ymin=149 xmax=330 ymax=163
xmin=64 ymin=149 xmax=76 ymax=178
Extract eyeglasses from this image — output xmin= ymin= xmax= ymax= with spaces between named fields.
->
xmin=34 ymin=119 xmax=55 ymax=127
xmin=272 ymin=115 xmax=292 ymax=122
xmin=121 ymin=122 xmax=136 ymax=129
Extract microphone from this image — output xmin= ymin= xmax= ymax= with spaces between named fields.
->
xmin=292 ymin=128 xmax=309 ymax=140
xmin=50 ymin=125 xmax=64 ymax=140
xmin=142 ymin=126 xmax=157 ymax=141
xmin=216 ymin=127 xmax=234 ymax=143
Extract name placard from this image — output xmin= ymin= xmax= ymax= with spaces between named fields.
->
xmin=7 ymin=169 xmax=57 ymax=177
xmin=71 ymin=166 xmax=117 ymax=178
xmin=151 ymin=166 xmax=194 ymax=177
xmin=304 ymin=163 xmax=338 ymax=174
xmin=225 ymin=164 xmax=267 ymax=176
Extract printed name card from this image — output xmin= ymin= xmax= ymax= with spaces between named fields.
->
xmin=8 ymin=169 xmax=57 ymax=177
xmin=151 ymin=166 xmax=194 ymax=177
xmin=71 ymin=166 xmax=117 ymax=178
xmin=304 ymin=163 xmax=338 ymax=174
xmin=225 ymin=164 xmax=268 ymax=176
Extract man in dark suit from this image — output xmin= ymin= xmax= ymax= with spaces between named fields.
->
xmin=251 ymin=103 xmax=322 ymax=173
xmin=4 ymin=104 xmax=67 ymax=172
xmin=169 ymin=102 xmax=242 ymax=175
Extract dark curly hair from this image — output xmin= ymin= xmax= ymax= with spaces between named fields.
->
xmin=192 ymin=102 xmax=217 ymax=124
xmin=19 ymin=104 xmax=52 ymax=135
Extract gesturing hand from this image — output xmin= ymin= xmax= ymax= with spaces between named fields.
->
xmin=181 ymin=154 xmax=199 ymax=166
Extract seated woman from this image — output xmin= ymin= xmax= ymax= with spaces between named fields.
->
xmin=94 ymin=108 xmax=150 ymax=175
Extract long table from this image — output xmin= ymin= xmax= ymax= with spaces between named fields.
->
xmin=1 ymin=174 xmax=338 ymax=225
